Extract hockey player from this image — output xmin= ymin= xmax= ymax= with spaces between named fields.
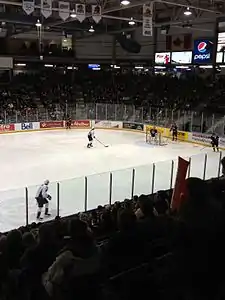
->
xmin=211 ymin=133 xmax=219 ymax=152
xmin=150 ymin=127 xmax=158 ymax=144
xmin=87 ymin=127 xmax=95 ymax=148
xmin=66 ymin=117 xmax=72 ymax=129
xmin=170 ymin=123 xmax=178 ymax=141
xmin=35 ymin=179 xmax=52 ymax=220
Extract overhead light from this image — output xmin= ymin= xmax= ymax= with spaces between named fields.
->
xmin=199 ymin=65 xmax=212 ymax=69
xmin=15 ymin=63 xmax=26 ymax=67
xmin=121 ymin=0 xmax=130 ymax=5
xmin=70 ymin=9 xmax=76 ymax=18
xmin=35 ymin=19 xmax=42 ymax=27
xmin=154 ymin=66 xmax=166 ymax=69
xmin=184 ymin=7 xmax=192 ymax=16
xmin=89 ymin=25 xmax=95 ymax=33
xmin=44 ymin=64 xmax=54 ymax=67
xmin=129 ymin=17 xmax=135 ymax=26
xmin=175 ymin=66 xmax=189 ymax=69
xmin=63 ymin=39 xmax=67 ymax=42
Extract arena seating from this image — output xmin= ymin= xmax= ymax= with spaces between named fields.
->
xmin=0 ymin=174 xmax=225 ymax=300
xmin=0 ymin=70 xmax=220 ymax=120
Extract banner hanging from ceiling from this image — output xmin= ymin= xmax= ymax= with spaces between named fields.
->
xmin=22 ymin=0 xmax=35 ymax=15
xmin=41 ymin=0 xmax=52 ymax=18
xmin=76 ymin=3 xmax=86 ymax=22
xmin=143 ymin=2 xmax=153 ymax=36
xmin=58 ymin=1 xmax=70 ymax=21
xmin=92 ymin=5 xmax=102 ymax=23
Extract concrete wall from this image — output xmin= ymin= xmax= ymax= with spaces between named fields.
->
xmin=75 ymin=34 xmax=113 ymax=60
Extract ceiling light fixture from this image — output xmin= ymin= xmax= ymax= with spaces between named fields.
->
xmin=121 ymin=0 xmax=130 ymax=6
xmin=89 ymin=25 xmax=95 ymax=33
xmin=184 ymin=7 xmax=192 ymax=16
xmin=129 ymin=17 xmax=135 ymax=25
xmin=35 ymin=19 xmax=42 ymax=27
xmin=70 ymin=9 xmax=76 ymax=18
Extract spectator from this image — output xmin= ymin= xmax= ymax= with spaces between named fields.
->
xmin=5 ymin=229 xmax=23 ymax=269
xmin=22 ymin=232 xmax=36 ymax=251
xmin=20 ymin=223 xmax=58 ymax=299
xmin=174 ymin=177 xmax=225 ymax=300
xmin=43 ymin=219 xmax=100 ymax=299
xmin=102 ymin=209 xmax=149 ymax=277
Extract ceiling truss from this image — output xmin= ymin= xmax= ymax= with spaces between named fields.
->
xmin=0 ymin=0 xmax=222 ymax=39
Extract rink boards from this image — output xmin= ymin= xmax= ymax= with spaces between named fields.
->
xmin=0 ymin=119 xmax=225 ymax=150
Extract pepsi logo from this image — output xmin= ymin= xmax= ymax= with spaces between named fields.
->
xmin=197 ymin=41 xmax=207 ymax=53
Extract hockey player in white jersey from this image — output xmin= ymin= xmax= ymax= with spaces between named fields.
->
xmin=87 ymin=127 xmax=95 ymax=148
xmin=35 ymin=179 xmax=52 ymax=220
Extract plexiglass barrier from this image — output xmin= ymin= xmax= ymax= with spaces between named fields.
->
xmin=2 ymin=103 xmax=225 ymax=136
xmin=0 ymin=151 xmax=223 ymax=232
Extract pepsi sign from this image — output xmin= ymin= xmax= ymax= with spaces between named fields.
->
xmin=193 ymin=39 xmax=213 ymax=64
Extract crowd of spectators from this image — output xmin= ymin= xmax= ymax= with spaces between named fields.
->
xmin=0 ymin=69 xmax=220 ymax=123
xmin=1 ymin=174 xmax=225 ymax=300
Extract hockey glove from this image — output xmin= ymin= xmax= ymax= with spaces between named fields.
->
xmin=47 ymin=195 xmax=52 ymax=200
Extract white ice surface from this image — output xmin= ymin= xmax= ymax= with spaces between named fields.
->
xmin=0 ymin=129 xmax=223 ymax=232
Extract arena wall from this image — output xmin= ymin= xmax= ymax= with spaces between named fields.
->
xmin=0 ymin=119 xmax=224 ymax=150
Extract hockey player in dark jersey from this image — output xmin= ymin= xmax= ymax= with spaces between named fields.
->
xmin=66 ymin=117 xmax=72 ymax=129
xmin=87 ymin=128 xmax=95 ymax=148
xmin=211 ymin=133 xmax=219 ymax=152
xmin=150 ymin=127 xmax=158 ymax=144
xmin=170 ymin=123 xmax=178 ymax=141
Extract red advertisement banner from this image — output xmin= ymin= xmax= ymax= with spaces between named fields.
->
xmin=40 ymin=121 xmax=64 ymax=129
xmin=0 ymin=124 xmax=15 ymax=132
xmin=71 ymin=120 xmax=90 ymax=127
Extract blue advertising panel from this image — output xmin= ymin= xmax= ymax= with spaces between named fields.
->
xmin=21 ymin=123 xmax=33 ymax=130
xmin=193 ymin=39 xmax=214 ymax=64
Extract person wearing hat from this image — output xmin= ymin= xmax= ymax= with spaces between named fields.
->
xmin=35 ymin=179 xmax=52 ymax=220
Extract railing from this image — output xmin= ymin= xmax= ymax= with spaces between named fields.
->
xmin=0 ymin=151 xmax=222 ymax=233
xmin=1 ymin=103 xmax=225 ymax=135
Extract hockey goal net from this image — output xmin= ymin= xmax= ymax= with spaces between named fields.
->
xmin=145 ymin=129 xmax=168 ymax=146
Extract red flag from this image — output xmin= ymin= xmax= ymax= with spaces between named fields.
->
xmin=166 ymin=34 xmax=192 ymax=51
xmin=171 ymin=157 xmax=190 ymax=212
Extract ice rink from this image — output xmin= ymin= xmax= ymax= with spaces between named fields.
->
xmin=0 ymin=129 xmax=223 ymax=232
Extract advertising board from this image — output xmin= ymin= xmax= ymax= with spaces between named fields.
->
xmin=94 ymin=120 xmax=121 ymax=128
xmin=217 ymin=32 xmax=225 ymax=52
xmin=71 ymin=120 xmax=90 ymax=128
xmin=163 ymin=128 xmax=188 ymax=141
xmin=145 ymin=125 xmax=164 ymax=134
xmin=155 ymin=52 xmax=170 ymax=65
xmin=192 ymin=132 xmax=225 ymax=147
xmin=171 ymin=51 xmax=192 ymax=64
xmin=217 ymin=52 xmax=223 ymax=63
xmin=0 ymin=124 xmax=15 ymax=132
xmin=193 ymin=39 xmax=214 ymax=64
xmin=40 ymin=121 xmax=64 ymax=129
xmin=123 ymin=122 xmax=143 ymax=131
xmin=21 ymin=123 xmax=33 ymax=130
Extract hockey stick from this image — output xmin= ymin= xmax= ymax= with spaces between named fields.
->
xmin=200 ymin=146 xmax=208 ymax=151
xmin=95 ymin=137 xmax=109 ymax=147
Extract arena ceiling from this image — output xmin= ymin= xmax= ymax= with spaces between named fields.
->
xmin=0 ymin=0 xmax=223 ymax=39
